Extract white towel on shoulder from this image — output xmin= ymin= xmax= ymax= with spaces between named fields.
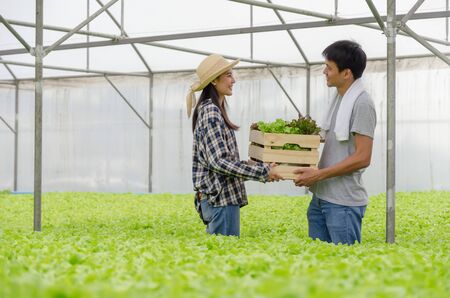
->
xmin=321 ymin=78 xmax=365 ymax=141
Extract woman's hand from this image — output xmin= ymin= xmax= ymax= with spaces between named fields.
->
xmin=247 ymin=159 xmax=257 ymax=166
xmin=268 ymin=163 xmax=283 ymax=182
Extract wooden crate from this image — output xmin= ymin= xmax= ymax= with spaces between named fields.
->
xmin=248 ymin=129 xmax=320 ymax=180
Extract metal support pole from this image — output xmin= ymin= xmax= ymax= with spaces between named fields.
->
xmin=104 ymin=76 xmax=151 ymax=129
xmin=0 ymin=15 xmax=32 ymax=53
xmin=386 ymin=0 xmax=396 ymax=244
xmin=250 ymin=4 xmax=253 ymax=60
xmin=447 ymin=0 xmax=449 ymax=41
xmin=306 ymin=66 xmax=310 ymax=117
xmin=87 ymin=0 xmax=90 ymax=71
xmin=267 ymin=67 xmax=302 ymax=117
xmin=148 ymin=75 xmax=153 ymax=193
xmin=100 ymin=0 xmax=154 ymax=192
xmin=335 ymin=0 xmax=338 ymax=17
xmin=14 ymin=83 xmax=19 ymax=191
xmin=44 ymin=0 xmax=119 ymax=55
xmin=120 ymin=0 xmax=125 ymax=37
xmin=34 ymin=0 xmax=43 ymax=232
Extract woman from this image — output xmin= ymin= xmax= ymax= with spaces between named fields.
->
xmin=186 ymin=54 xmax=282 ymax=236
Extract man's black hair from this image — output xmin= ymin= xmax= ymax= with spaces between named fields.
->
xmin=322 ymin=40 xmax=367 ymax=79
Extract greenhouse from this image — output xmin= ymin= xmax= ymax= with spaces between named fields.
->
xmin=0 ymin=0 xmax=449 ymax=297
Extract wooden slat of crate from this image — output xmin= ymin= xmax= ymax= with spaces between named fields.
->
xmin=275 ymin=165 xmax=317 ymax=180
xmin=250 ymin=129 xmax=320 ymax=148
xmin=249 ymin=144 xmax=319 ymax=165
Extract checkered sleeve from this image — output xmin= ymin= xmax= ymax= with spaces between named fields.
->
xmin=200 ymin=106 xmax=270 ymax=182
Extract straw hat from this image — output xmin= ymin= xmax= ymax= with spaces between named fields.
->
xmin=186 ymin=54 xmax=239 ymax=118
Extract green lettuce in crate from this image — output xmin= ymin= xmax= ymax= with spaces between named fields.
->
xmin=253 ymin=117 xmax=320 ymax=135
xmin=251 ymin=117 xmax=321 ymax=151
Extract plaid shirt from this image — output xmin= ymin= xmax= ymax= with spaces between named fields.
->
xmin=192 ymin=100 xmax=270 ymax=207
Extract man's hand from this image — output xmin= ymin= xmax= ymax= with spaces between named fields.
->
xmin=293 ymin=133 xmax=373 ymax=186
xmin=293 ymin=167 xmax=321 ymax=187
xmin=268 ymin=163 xmax=283 ymax=182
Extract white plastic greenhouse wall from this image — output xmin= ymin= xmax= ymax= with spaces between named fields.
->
xmin=1 ymin=56 xmax=449 ymax=195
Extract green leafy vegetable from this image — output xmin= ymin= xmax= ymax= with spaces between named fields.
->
xmin=0 ymin=191 xmax=448 ymax=297
xmin=253 ymin=117 xmax=321 ymax=135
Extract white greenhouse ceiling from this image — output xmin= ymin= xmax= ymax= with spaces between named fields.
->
xmin=0 ymin=0 xmax=449 ymax=80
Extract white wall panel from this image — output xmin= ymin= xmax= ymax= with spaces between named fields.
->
xmin=0 ymin=57 xmax=448 ymax=195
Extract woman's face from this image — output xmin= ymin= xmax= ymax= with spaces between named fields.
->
xmin=213 ymin=70 xmax=236 ymax=97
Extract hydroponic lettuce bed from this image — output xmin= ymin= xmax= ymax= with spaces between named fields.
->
xmin=0 ymin=191 xmax=448 ymax=298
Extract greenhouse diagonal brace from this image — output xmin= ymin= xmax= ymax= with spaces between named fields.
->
xmin=397 ymin=0 xmax=449 ymax=66
xmin=44 ymin=0 xmax=119 ymax=55
xmin=365 ymin=0 xmax=387 ymax=33
xmin=104 ymin=76 xmax=151 ymax=130
xmin=0 ymin=14 xmax=32 ymax=53
xmin=266 ymin=0 xmax=309 ymax=119
xmin=400 ymin=0 xmax=426 ymax=26
xmin=0 ymin=56 xmax=17 ymax=80
xmin=400 ymin=24 xmax=450 ymax=65
xmin=267 ymin=67 xmax=302 ymax=118
xmin=266 ymin=0 xmax=309 ymax=65
xmin=0 ymin=115 xmax=15 ymax=133
xmin=96 ymin=0 xmax=153 ymax=73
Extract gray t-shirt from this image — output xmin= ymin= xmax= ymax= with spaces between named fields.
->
xmin=309 ymin=91 xmax=377 ymax=206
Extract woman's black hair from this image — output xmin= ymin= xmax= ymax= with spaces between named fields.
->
xmin=192 ymin=83 xmax=239 ymax=133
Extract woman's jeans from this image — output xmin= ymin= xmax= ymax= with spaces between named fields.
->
xmin=307 ymin=195 xmax=366 ymax=245
xmin=200 ymin=199 xmax=240 ymax=236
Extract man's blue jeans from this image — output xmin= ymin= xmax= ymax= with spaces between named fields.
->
xmin=307 ymin=195 xmax=366 ymax=245
xmin=200 ymin=199 xmax=240 ymax=236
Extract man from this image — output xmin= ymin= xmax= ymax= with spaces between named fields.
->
xmin=294 ymin=40 xmax=377 ymax=245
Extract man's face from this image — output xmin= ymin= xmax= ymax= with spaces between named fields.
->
xmin=323 ymin=59 xmax=346 ymax=88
